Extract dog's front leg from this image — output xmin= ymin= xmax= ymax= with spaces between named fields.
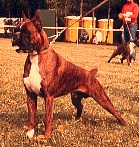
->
xmin=44 ymin=95 xmax=54 ymax=138
xmin=126 ymin=55 xmax=131 ymax=66
xmin=26 ymin=91 xmax=37 ymax=138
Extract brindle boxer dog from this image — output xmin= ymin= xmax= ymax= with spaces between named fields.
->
xmin=108 ymin=40 xmax=139 ymax=66
xmin=12 ymin=10 xmax=126 ymax=139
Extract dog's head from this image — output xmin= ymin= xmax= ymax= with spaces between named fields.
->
xmin=12 ymin=10 xmax=49 ymax=54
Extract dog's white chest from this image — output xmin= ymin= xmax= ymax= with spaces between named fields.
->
xmin=130 ymin=42 xmax=136 ymax=55
xmin=24 ymin=55 xmax=42 ymax=95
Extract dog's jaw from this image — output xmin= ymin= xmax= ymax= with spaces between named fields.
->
xmin=27 ymin=129 xmax=34 ymax=139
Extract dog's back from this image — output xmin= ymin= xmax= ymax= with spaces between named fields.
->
xmin=39 ymin=48 xmax=97 ymax=97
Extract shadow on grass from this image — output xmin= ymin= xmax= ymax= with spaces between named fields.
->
xmin=0 ymin=111 xmax=28 ymax=128
xmin=110 ymin=86 xmax=139 ymax=102
xmin=108 ymin=61 xmax=124 ymax=65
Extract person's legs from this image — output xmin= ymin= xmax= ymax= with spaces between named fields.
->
xmin=129 ymin=24 xmax=138 ymax=40
xmin=84 ymin=36 xmax=89 ymax=44
xmin=129 ymin=24 xmax=138 ymax=60
xmin=79 ymin=36 xmax=84 ymax=43
xmin=124 ymin=24 xmax=138 ymax=60
xmin=124 ymin=24 xmax=138 ymax=41
xmin=84 ymin=39 xmax=87 ymax=44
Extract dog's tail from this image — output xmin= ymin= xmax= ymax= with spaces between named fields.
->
xmin=90 ymin=68 xmax=98 ymax=76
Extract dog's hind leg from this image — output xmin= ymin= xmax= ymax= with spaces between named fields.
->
xmin=120 ymin=54 xmax=126 ymax=64
xmin=127 ymin=55 xmax=131 ymax=66
xmin=89 ymin=79 xmax=126 ymax=126
xmin=71 ymin=69 xmax=97 ymax=119
xmin=108 ymin=50 xmax=120 ymax=63
xmin=71 ymin=92 xmax=86 ymax=119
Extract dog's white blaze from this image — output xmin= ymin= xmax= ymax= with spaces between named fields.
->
xmin=27 ymin=129 xmax=34 ymax=138
xmin=130 ymin=42 xmax=136 ymax=55
xmin=24 ymin=55 xmax=42 ymax=95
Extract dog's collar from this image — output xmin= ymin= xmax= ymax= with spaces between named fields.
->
xmin=29 ymin=46 xmax=51 ymax=56
xmin=28 ymin=51 xmax=38 ymax=56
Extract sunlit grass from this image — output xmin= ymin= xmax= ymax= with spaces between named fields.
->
xmin=0 ymin=38 xmax=139 ymax=146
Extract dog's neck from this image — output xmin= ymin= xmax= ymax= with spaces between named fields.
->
xmin=39 ymin=29 xmax=50 ymax=53
xmin=29 ymin=46 xmax=51 ymax=56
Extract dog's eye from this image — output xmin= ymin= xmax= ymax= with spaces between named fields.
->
xmin=21 ymin=28 xmax=30 ymax=35
xmin=14 ymin=27 xmax=20 ymax=33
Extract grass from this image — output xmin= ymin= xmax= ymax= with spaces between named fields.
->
xmin=0 ymin=38 xmax=139 ymax=146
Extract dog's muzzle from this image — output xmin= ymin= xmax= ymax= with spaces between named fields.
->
xmin=12 ymin=32 xmax=21 ymax=51
xmin=12 ymin=32 xmax=35 ymax=53
xmin=12 ymin=32 xmax=20 ymax=43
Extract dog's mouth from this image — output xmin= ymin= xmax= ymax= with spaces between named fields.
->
xmin=12 ymin=34 xmax=34 ymax=53
xmin=12 ymin=45 xmax=19 ymax=50
xmin=12 ymin=45 xmax=28 ymax=53
xmin=12 ymin=45 xmax=37 ymax=54
xmin=12 ymin=45 xmax=21 ymax=53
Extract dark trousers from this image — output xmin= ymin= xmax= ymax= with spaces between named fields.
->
xmin=123 ymin=23 xmax=138 ymax=60
xmin=79 ymin=36 xmax=89 ymax=43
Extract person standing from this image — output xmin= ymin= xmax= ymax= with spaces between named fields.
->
xmin=118 ymin=0 xmax=139 ymax=60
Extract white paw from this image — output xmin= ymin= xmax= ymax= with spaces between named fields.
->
xmin=27 ymin=129 xmax=34 ymax=139
xmin=130 ymin=63 xmax=132 ymax=67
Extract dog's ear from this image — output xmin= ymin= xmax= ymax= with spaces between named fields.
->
xmin=31 ymin=10 xmax=42 ymax=32
xmin=22 ymin=10 xmax=27 ymax=21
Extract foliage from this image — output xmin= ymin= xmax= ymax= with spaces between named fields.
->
xmin=0 ymin=0 xmax=138 ymax=29
xmin=0 ymin=0 xmax=136 ymax=18
xmin=0 ymin=0 xmax=47 ymax=18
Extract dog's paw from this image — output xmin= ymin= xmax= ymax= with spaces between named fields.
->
xmin=27 ymin=129 xmax=34 ymax=139
xmin=120 ymin=58 xmax=123 ymax=64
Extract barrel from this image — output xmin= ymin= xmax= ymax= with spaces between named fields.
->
xmin=98 ymin=19 xmax=114 ymax=44
xmin=82 ymin=17 xmax=96 ymax=42
xmin=65 ymin=16 xmax=80 ymax=42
